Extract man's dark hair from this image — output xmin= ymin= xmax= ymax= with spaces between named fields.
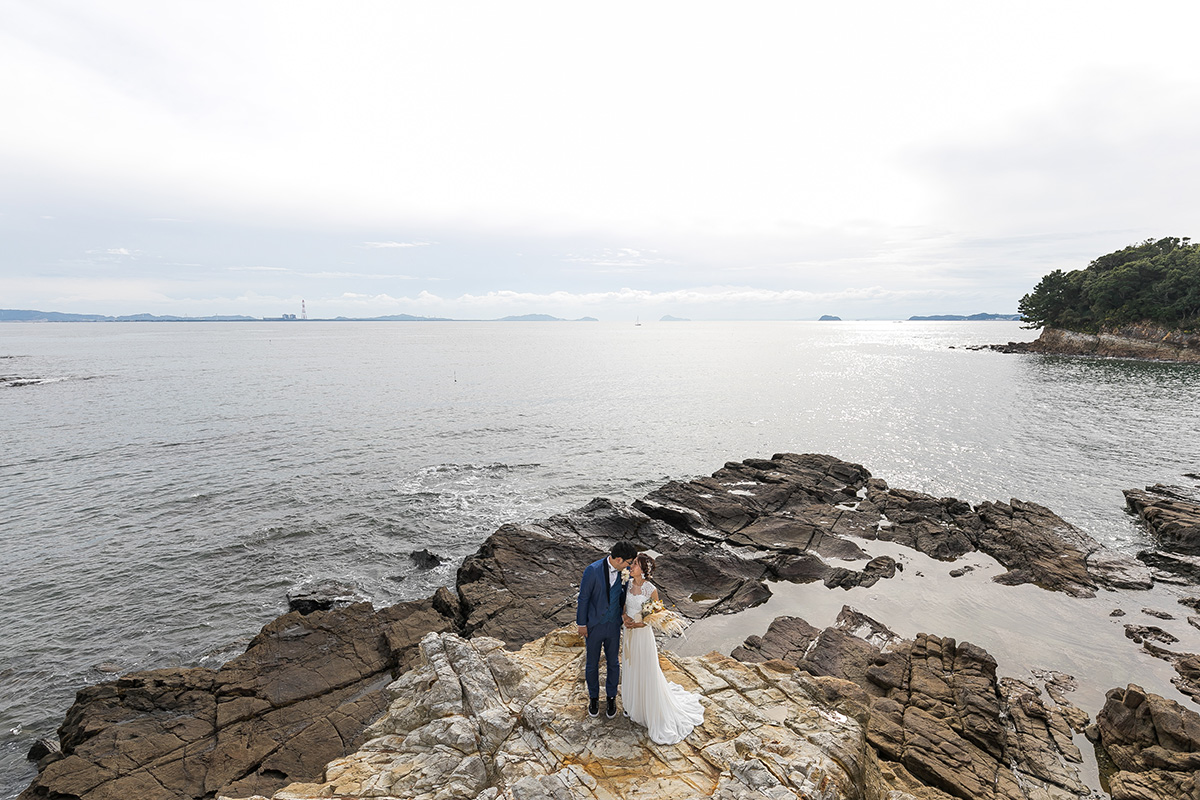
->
xmin=610 ymin=541 xmax=638 ymax=560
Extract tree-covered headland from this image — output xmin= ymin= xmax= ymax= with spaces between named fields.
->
xmin=1018 ymin=237 xmax=1200 ymax=332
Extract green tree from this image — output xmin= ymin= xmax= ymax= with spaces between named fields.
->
xmin=1020 ymin=238 xmax=1200 ymax=332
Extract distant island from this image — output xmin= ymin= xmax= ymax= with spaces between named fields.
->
xmin=0 ymin=309 xmax=260 ymax=323
xmin=818 ymin=315 xmax=841 ymax=321
xmin=908 ymin=313 xmax=1021 ymax=321
xmin=333 ymin=313 xmax=453 ymax=322
xmin=0 ymin=309 xmax=599 ymax=324
xmin=660 ymin=315 xmax=689 ymax=322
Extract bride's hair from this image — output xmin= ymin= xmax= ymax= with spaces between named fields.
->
xmin=636 ymin=553 xmax=655 ymax=579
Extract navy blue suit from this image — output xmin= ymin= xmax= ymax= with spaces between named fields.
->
xmin=577 ymin=557 xmax=626 ymax=700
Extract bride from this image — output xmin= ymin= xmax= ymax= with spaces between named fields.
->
xmin=620 ymin=553 xmax=705 ymax=744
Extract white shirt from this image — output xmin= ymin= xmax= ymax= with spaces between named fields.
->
xmin=606 ymin=560 xmax=618 ymax=586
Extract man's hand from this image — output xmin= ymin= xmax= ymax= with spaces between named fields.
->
xmin=577 ymin=625 xmax=588 ymax=638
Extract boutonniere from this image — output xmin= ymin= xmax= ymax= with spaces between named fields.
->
xmin=620 ymin=568 xmax=630 ymax=583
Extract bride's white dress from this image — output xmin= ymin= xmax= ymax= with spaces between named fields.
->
xmin=621 ymin=581 xmax=704 ymax=744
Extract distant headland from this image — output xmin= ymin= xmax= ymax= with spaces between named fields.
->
xmin=0 ymin=309 xmax=598 ymax=323
xmin=988 ymin=237 xmax=1200 ymax=364
xmin=908 ymin=312 xmax=1020 ymax=321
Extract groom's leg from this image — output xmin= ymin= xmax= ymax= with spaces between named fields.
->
xmin=585 ymin=628 xmax=602 ymax=699
xmin=603 ymin=626 xmax=621 ymax=699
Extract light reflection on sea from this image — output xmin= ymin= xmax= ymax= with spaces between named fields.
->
xmin=2 ymin=319 xmax=1199 ymax=798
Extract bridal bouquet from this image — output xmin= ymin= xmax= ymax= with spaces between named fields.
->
xmin=640 ymin=597 xmax=688 ymax=637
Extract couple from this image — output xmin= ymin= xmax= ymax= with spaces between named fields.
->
xmin=576 ymin=541 xmax=704 ymax=745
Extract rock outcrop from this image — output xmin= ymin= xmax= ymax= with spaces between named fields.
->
xmin=1095 ymin=684 xmax=1200 ymax=800
xmin=988 ymin=324 xmax=1200 ymax=364
xmin=1126 ymin=483 xmax=1200 ymax=556
xmin=222 ymin=627 xmax=905 ymax=800
xmin=733 ymin=608 xmax=1090 ymax=800
xmin=19 ymin=598 xmax=456 ymax=800
xmin=634 ymin=453 xmax=1149 ymax=598
xmin=18 ymin=453 xmax=1155 ymax=799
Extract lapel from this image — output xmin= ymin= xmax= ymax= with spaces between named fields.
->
xmin=594 ymin=558 xmax=609 ymax=600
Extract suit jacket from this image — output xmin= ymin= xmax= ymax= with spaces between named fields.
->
xmin=576 ymin=557 xmax=626 ymax=630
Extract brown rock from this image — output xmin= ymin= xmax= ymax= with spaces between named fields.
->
xmin=22 ymin=452 xmax=1151 ymax=800
xmin=994 ymin=324 xmax=1200 ymax=364
xmin=1126 ymin=484 xmax=1200 ymax=556
xmin=222 ymin=628 xmax=903 ymax=800
xmin=19 ymin=600 xmax=455 ymax=800
xmin=1097 ymin=684 xmax=1200 ymax=799
xmin=734 ymin=612 xmax=1088 ymax=799
xmin=973 ymin=499 xmax=1100 ymax=596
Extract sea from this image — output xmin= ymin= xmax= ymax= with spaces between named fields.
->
xmin=2 ymin=319 xmax=1199 ymax=797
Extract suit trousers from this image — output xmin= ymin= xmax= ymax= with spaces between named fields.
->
xmin=585 ymin=619 xmax=622 ymax=700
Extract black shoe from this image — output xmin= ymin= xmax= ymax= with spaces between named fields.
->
xmin=606 ymin=698 xmax=617 ymax=719
xmin=588 ymin=698 xmax=599 ymax=718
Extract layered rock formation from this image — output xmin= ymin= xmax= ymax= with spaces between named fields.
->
xmin=1094 ymin=684 xmax=1200 ymax=800
xmin=1126 ymin=483 xmax=1200 ymax=557
xmin=988 ymin=324 xmax=1200 ymax=364
xmin=19 ymin=598 xmax=456 ymax=800
xmin=16 ymin=453 xmax=1158 ymax=799
xmin=1114 ymin=484 xmax=1200 ymax=703
xmin=734 ymin=608 xmax=1091 ymax=800
xmin=222 ymin=627 xmax=896 ymax=800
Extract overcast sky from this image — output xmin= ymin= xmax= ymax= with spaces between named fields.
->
xmin=3 ymin=1 xmax=1199 ymax=320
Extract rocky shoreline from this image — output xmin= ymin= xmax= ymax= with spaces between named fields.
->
xmin=19 ymin=453 xmax=1200 ymax=800
xmin=982 ymin=324 xmax=1200 ymax=364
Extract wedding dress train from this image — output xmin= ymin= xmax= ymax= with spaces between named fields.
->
xmin=620 ymin=581 xmax=704 ymax=744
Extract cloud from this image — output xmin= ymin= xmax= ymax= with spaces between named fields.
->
xmin=86 ymin=247 xmax=136 ymax=256
xmin=331 ymin=284 xmax=964 ymax=315
xmin=910 ymin=71 xmax=1200 ymax=239
xmin=564 ymin=248 xmax=676 ymax=272
xmin=225 ymin=265 xmax=418 ymax=279
xmin=301 ymin=271 xmax=420 ymax=279
xmin=4 ymin=5 xmax=1197 ymax=320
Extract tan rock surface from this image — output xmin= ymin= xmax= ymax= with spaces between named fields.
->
xmin=1096 ymin=683 xmax=1200 ymax=800
xmin=733 ymin=608 xmax=1092 ymax=800
xmin=225 ymin=627 xmax=927 ymax=800
xmin=20 ymin=599 xmax=457 ymax=800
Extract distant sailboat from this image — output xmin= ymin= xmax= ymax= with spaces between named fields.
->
xmin=635 ymin=316 xmax=641 ymax=326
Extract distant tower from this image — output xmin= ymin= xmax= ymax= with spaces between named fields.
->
xmin=301 ymin=300 xmax=308 ymax=320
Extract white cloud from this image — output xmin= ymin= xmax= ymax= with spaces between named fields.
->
xmin=327 ymin=284 xmax=966 ymax=319
xmin=360 ymin=241 xmax=434 ymax=249
xmin=85 ymin=247 xmax=136 ymax=256
xmin=2 ymin=2 xmax=1199 ymax=318
xmin=564 ymin=248 xmax=676 ymax=272
xmin=300 ymin=271 xmax=419 ymax=280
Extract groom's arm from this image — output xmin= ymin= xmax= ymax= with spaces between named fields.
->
xmin=576 ymin=565 xmax=597 ymax=636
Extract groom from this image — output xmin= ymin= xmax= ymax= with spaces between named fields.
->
xmin=576 ymin=541 xmax=639 ymax=719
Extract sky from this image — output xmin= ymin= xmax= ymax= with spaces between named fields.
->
xmin=3 ymin=1 xmax=1200 ymax=321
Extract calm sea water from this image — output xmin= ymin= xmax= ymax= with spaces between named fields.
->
xmin=3 ymin=320 xmax=1199 ymax=796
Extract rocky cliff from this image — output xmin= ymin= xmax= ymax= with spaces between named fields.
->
xmin=991 ymin=324 xmax=1200 ymax=363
